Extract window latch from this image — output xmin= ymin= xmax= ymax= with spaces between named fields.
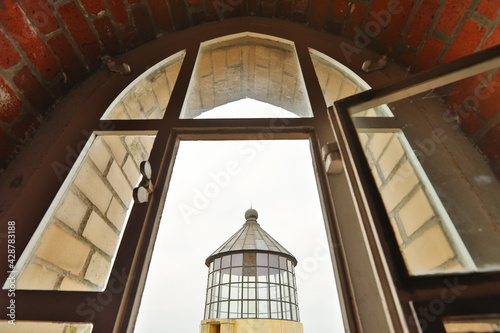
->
xmin=133 ymin=161 xmax=154 ymax=203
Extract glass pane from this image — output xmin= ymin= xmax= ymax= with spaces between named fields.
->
xmin=269 ymin=254 xmax=279 ymax=267
xmin=258 ymin=301 xmax=269 ymax=318
xmin=443 ymin=315 xmax=500 ymax=332
xmin=279 ymin=256 xmax=287 ymax=269
xmin=221 ymin=269 xmax=230 ymax=284
xmin=0 ymin=321 xmax=93 ymax=332
xmin=231 ymin=267 xmax=242 ymax=283
xmin=257 ymin=267 xmax=268 ymax=282
xmin=232 ymin=253 xmax=243 ymax=266
xmin=5 ymin=134 xmax=156 ymax=291
xmin=243 ymin=252 xmax=256 ymax=266
xmin=214 ymin=257 xmax=221 ymax=270
xmin=102 ymin=51 xmax=185 ymax=120
xmin=256 ymin=253 xmax=268 ymax=266
xmin=350 ymin=66 xmax=500 ymax=275
xmin=221 ymin=255 xmax=231 ymax=268
xmin=219 ymin=301 xmax=228 ymax=319
xmin=220 ymin=284 xmax=229 ymax=300
xmin=309 ymin=48 xmax=392 ymax=116
xmin=181 ymin=33 xmax=313 ymax=119
xmin=269 ymin=268 xmax=280 ymax=283
xmin=257 ymin=283 xmax=268 ymax=299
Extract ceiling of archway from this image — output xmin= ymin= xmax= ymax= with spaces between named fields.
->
xmin=0 ymin=0 xmax=499 ymax=176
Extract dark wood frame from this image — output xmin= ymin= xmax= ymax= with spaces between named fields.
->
xmin=1 ymin=17 xmax=499 ymax=333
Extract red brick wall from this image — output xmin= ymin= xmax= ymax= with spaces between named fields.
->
xmin=0 ymin=0 xmax=499 ymax=175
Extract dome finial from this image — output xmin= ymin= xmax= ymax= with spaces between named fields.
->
xmin=245 ymin=206 xmax=258 ymax=221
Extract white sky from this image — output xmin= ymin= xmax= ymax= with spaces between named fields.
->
xmin=134 ymin=102 xmax=345 ymax=332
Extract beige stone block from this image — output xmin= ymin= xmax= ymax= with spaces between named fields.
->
xmin=123 ymin=94 xmax=143 ymax=119
xmin=165 ymin=61 xmax=182 ymax=91
xmin=83 ymin=211 xmax=119 ymax=256
xmin=85 ymin=252 xmax=111 ymax=287
xmin=227 ymin=67 xmax=241 ymax=101
xmin=107 ymin=161 xmax=133 ymax=206
xmin=378 ymin=136 xmax=405 ymax=178
xmin=148 ymin=107 xmax=163 ymax=120
xmin=255 ymin=45 xmax=270 ymax=67
xmin=324 ymin=68 xmax=343 ymax=106
xmin=126 ymin=137 xmax=148 ymax=165
xmin=399 ymin=189 xmax=435 ymax=236
xmin=104 ymin=136 xmax=127 ymax=165
xmin=269 ymin=80 xmax=282 ymax=107
xmin=226 ymin=46 xmax=241 ymax=67
xmin=380 ymin=160 xmax=420 ymax=212
xmin=242 ymin=45 xmax=250 ymax=82
xmin=403 ymin=224 xmax=455 ymax=274
xmin=255 ymin=66 xmax=269 ymax=101
xmin=283 ymin=54 xmax=298 ymax=77
xmin=109 ymin=104 xmax=129 ymax=119
xmin=214 ymin=80 xmax=228 ymax=106
xmin=122 ymin=155 xmax=141 ymax=186
xmin=312 ymin=60 xmax=329 ymax=90
xmin=270 ymin=49 xmax=284 ymax=83
xmin=200 ymin=75 xmax=215 ymax=109
xmin=89 ymin=136 xmax=111 ymax=173
xmin=16 ymin=263 xmax=58 ymax=290
xmin=60 ymin=277 xmax=96 ymax=291
xmin=389 ymin=217 xmax=404 ymax=245
xmin=212 ymin=49 xmax=227 ymax=82
xmin=136 ymin=88 xmax=157 ymax=113
xmin=339 ymin=79 xmax=357 ymax=98
xmin=74 ymin=162 xmax=113 ymax=214
xmin=107 ymin=197 xmax=127 ymax=231
xmin=151 ymin=73 xmax=171 ymax=110
xmin=35 ymin=224 xmax=91 ymax=274
xmin=0 ymin=321 xmax=66 ymax=333
xmin=198 ymin=52 xmax=213 ymax=77
xmin=187 ymin=90 xmax=202 ymax=112
xmin=140 ymin=136 xmax=155 ymax=153
xmin=55 ymin=191 xmax=88 ymax=231
xmin=368 ymin=133 xmax=393 ymax=160
xmin=444 ymin=322 xmax=499 ymax=332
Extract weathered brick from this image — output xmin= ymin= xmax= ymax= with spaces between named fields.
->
xmin=476 ymin=71 xmax=500 ymax=119
xmin=148 ymin=0 xmax=172 ymax=33
xmin=169 ymin=0 xmax=190 ymax=30
xmin=0 ymin=77 xmax=22 ymax=123
xmin=442 ymin=19 xmax=487 ymax=63
xmin=94 ymin=16 xmax=120 ymax=55
xmin=0 ymin=28 xmax=21 ymax=69
xmin=477 ymin=123 xmax=500 ymax=162
xmin=48 ymin=33 xmax=87 ymax=83
xmin=16 ymin=263 xmax=58 ymax=289
xmin=380 ymin=0 xmax=415 ymax=52
xmin=276 ymin=0 xmax=292 ymax=18
xmin=309 ymin=0 xmax=329 ymax=28
xmin=435 ymin=0 xmax=474 ymax=35
xmin=121 ymin=30 xmax=139 ymax=50
xmin=108 ymin=0 xmax=130 ymax=28
xmin=18 ymin=0 xmax=59 ymax=34
xmin=0 ymin=1 xmax=59 ymax=80
xmin=58 ymin=2 xmax=102 ymax=68
xmin=396 ymin=49 xmax=415 ymax=66
xmin=365 ymin=0 xmax=392 ymax=46
xmin=445 ymin=73 xmax=486 ymax=112
xmin=83 ymin=211 xmax=119 ymax=256
xmin=476 ymin=0 xmax=500 ymax=21
xmin=293 ymin=0 xmax=308 ymax=12
xmin=35 ymin=224 xmax=91 ymax=274
xmin=330 ymin=0 xmax=349 ymax=20
xmin=344 ymin=3 xmax=368 ymax=40
xmin=0 ymin=127 xmax=18 ymax=168
xmin=187 ymin=0 xmax=202 ymax=6
xmin=458 ymin=109 xmax=483 ymax=136
xmin=13 ymin=66 xmax=54 ymax=113
xmin=482 ymin=26 xmax=500 ymax=50
xmin=132 ymin=6 xmax=156 ymax=42
xmin=12 ymin=112 xmax=39 ymax=139
xmin=403 ymin=0 xmax=440 ymax=49
xmin=81 ymin=0 xmax=107 ymax=15
xmin=414 ymin=37 xmax=445 ymax=71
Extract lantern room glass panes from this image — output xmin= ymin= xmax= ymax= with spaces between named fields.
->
xmin=204 ymin=252 xmax=299 ymax=321
xmin=181 ymin=32 xmax=313 ymax=119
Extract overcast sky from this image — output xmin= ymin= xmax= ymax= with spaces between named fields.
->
xmin=134 ymin=103 xmax=345 ymax=332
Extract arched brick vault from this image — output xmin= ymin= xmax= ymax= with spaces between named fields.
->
xmin=0 ymin=0 xmax=500 ymax=176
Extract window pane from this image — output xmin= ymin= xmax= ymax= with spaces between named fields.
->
xmin=257 ymin=283 xmax=268 ymax=299
xmin=243 ymin=253 xmax=256 ymax=266
xmin=181 ymin=33 xmax=313 ymax=119
xmin=221 ymin=255 xmax=231 ymax=268
xmin=219 ymin=301 xmax=228 ymax=319
xmin=232 ymin=253 xmax=243 ymax=266
xmin=220 ymin=284 xmax=229 ymax=300
xmin=221 ymin=269 xmax=230 ymax=284
xmin=269 ymin=268 xmax=280 ymax=283
xmin=256 ymin=253 xmax=268 ymax=266
xmin=257 ymin=267 xmax=268 ymax=282
xmin=258 ymin=301 xmax=269 ymax=318
xmin=7 ymin=134 xmax=156 ymax=291
xmin=269 ymin=254 xmax=279 ymax=267
xmin=102 ymin=51 xmax=185 ymax=120
xmin=279 ymin=256 xmax=287 ymax=269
